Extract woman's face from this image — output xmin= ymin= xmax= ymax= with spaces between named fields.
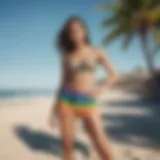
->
xmin=68 ymin=21 xmax=87 ymax=45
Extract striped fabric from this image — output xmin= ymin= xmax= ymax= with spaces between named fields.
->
xmin=59 ymin=89 xmax=98 ymax=116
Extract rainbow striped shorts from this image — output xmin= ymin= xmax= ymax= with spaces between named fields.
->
xmin=59 ymin=89 xmax=98 ymax=117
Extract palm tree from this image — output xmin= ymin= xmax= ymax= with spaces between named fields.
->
xmin=97 ymin=0 xmax=160 ymax=74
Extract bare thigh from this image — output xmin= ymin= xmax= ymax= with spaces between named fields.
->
xmin=59 ymin=110 xmax=76 ymax=159
xmin=59 ymin=111 xmax=75 ymax=139
xmin=82 ymin=112 xmax=114 ymax=160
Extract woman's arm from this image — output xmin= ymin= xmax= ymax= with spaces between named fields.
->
xmin=94 ymin=47 xmax=118 ymax=94
xmin=49 ymin=56 xmax=69 ymax=126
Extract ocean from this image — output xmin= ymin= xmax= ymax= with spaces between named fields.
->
xmin=0 ymin=88 xmax=55 ymax=99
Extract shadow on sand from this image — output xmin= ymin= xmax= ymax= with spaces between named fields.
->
xmin=14 ymin=126 xmax=89 ymax=158
xmin=102 ymin=98 xmax=160 ymax=149
xmin=14 ymin=98 xmax=160 ymax=158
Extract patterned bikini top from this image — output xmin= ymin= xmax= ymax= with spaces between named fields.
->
xmin=68 ymin=53 xmax=97 ymax=73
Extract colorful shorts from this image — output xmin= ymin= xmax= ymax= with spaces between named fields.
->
xmin=58 ymin=89 xmax=98 ymax=117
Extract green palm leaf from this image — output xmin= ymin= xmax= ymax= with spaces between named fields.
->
xmin=123 ymin=32 xmax=135 ymax=50
xmin=103 ymin=28 xmax=124 ymax=45
xmin=96 ymin=2 xmax=122 ymax=12
xmin=98 ymin=0 xmax=160 ymax=49
xmin=101 ymin=16 xmax=118 ymax=27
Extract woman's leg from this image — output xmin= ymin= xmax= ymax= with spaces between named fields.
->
xmin=82 ymin=112 xmax=114 ymax=160
xmin=59 ymin=110 xmax=76 ymax=160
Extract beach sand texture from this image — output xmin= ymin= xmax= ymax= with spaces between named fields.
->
xmin=0 ymin=89 xmax=160 ymax=160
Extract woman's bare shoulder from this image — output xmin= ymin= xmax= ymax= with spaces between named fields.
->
xmin=90 ymin=45 xmax=107 ymax=58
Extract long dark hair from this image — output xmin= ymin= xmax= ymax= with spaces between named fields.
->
xmin=57 ymin=16 xmax=90 ymax=53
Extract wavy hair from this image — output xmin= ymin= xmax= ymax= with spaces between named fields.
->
xmin=57 ymin=16 xmax=90 ymax=53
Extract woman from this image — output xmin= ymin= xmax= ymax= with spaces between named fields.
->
xmin=50 ymin=16 xmax=118 ymax=160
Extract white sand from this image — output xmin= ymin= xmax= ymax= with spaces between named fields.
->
xmin=0 ymin=90 xmax=160 ymax=160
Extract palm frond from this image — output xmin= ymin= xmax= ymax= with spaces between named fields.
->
xmin=150 ymin=0 xmax=160 ymax=8
xmin=98 ymin=0 xmax=160 ymax=53
xmin=141 ymin=0 xmax=152 ymax=9
xmin=152 ymin=28 xmax=160 ymax=43
xmin=149 ymin=8 xmax=160 ymax=24
xmin=96 ymin=2 xmax=121 ymax=12
xmin=123 ymin=32 xmax=135 ymax=50
xmin=103 ymin=28 xmax=124 ymax=45
xmin=101 ymin=15 xmax=118 ymax=27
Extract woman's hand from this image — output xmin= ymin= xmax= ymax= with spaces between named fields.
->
xmin=49 ymin=103 xmax=60 ymax=128
xmin=90 ymin=76 xmax=119 ymax=99
xmin=95 ymin=47 xmax=119 ymax=89
xmin=109 ymin=74 xmax=119 ymax=86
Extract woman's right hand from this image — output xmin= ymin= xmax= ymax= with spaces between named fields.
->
xmin=49 ymin=103 xmax=60 ymax=128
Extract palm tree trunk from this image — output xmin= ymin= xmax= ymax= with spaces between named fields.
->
xmin=140 ymin=34 xmax=159 ymax=98
xmin=140 ymin=34 xmax=155 ymax=75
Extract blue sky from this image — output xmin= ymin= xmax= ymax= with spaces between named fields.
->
xmin=0 ymin=0 xmax=159 ymax=89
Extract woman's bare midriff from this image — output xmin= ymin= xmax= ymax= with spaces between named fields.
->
xmin=64 ymin=72 xmax=95 ymax=94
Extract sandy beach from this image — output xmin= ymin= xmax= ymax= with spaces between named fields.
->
xmin=0 ymin=89 xmax=160 ymax=160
